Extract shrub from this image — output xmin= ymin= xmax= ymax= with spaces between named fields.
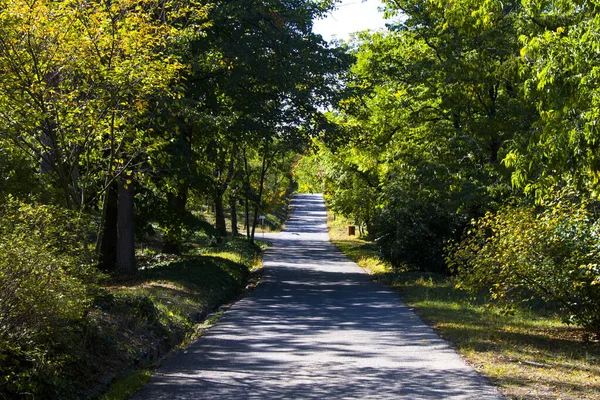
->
xmin=448 ymin=188 xmax=600 ymax=334
xmin=0 ymin=200 xmax=101 ymax=397
xmin=375 ymin=195 xmax=462 ymax=273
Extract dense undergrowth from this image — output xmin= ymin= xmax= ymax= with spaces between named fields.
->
xmin=0 ymin=203 xmax=264 ymax=400
xmin=329 ymin=216 xmax=600 ymax=400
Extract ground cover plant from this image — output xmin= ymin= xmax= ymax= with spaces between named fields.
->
xmin=328 ymin=215 xmax=600 ymax=400
xmin=0 ymin=222 xmax=263 ymax=399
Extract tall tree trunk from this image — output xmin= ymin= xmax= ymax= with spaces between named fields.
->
xmin=243 ymin=150 xmax=252 ymax=241
xmin=214 ymin=190 xmax=227 ymax=237
xmin=366 ymin=218 xmax=375 ymax=241
xmin=97 ymin=182 xmax=119 ymax=271
xmin=116 ymin=176 xmax=136 ymax=275
xmin=244 ymin=192 xmax=251 ymax=241
xmin=230 ymin=195 xmax=239 ymax=236
xmin=250 ymin=153 xmax=268 ymax=242
xmin=162 ymin=187 xmax=188 ymax=254
xmin=213 ymin=150 xmax=235 ymax=237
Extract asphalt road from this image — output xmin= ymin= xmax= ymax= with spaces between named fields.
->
xmin=133 ymin=193 xmax=503 ymax=399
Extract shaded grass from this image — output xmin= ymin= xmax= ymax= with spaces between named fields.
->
xmin=87 ymin=237 xmax=262 ymax=400
xmin=328 ymin=215 xmax=386 ymax=275
xmin=328 ymin=220 xmax=600 ymax=400
xmin=113 ymin=254 xmax=250 ymax=324
xmin=100 ymin=369 xmax=151 ymax=400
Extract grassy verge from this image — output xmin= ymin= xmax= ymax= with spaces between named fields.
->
xmin=328 ymin=217 xmax=600 ymax=400
xmin=60 ymin=237 xmax=265 ymax=400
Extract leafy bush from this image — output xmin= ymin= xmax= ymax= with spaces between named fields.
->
xmin=375 ymin=198 xmax=459 ymax=273
xmin=372 ymin=164 xmax=479 ymax=275
xmin=448 ymin=188 xmax=600 ymax=334
xmin=0 ymin=200 xmax=101 ymax=398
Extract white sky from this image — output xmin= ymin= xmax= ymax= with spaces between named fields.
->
xmin=313 ymin=0 xmax=391 ymax=42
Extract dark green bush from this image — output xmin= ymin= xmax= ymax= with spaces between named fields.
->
xmin=449 ymin=188 xmax=600 ymax=334
xmin=374 ymin=195 xmax=462 ymax=273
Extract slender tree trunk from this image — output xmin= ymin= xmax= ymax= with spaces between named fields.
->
xmin=116 ymin=176 xmax=136 ymax=275
xmin=243 ymin=149 xmax=252 ymax=241
xmin=97 ymin=182 xmax=118 ymax=271
xmin=250 ymin=153 xmax=268 ymax=242
xmin=244 ymin=194 xmax=251 ymax=240
xmin=366 ymin=218 xmax=375 ymax=241
xmin=162 ymin=187 xmax=188 ymax=254
xmin=213 ymin=151 xmax=235 ymax=237
xmin=490 ymin=136 xmax=501 ymax=164
xmin=230 ymin=195 xmax=239 ymax=236
xmin=214 ymin=190 xmax=227 ymax=237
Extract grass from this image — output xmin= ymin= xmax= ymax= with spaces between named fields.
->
xmin=100 ymin=369 xmax=151 ymax=400
xmin=328 ymin=215 xmax=600 ymax=400
xmin=86 ymin=236 xmax=264 ymax=400
xmin=111 ymin=254 xmax=250 ymax=324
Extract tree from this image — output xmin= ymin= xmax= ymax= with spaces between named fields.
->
xmin=506 ymin=0 xmax=600 ymax=197
xmin=174 ymin=0 xmax=350 ymax=241
xmin=0 ymin=0 xmax=196 ymax=273
xmin=311 ymin=0 xmax=539 ymax=270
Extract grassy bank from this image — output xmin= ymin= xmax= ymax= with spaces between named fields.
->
xmin=97 ymin=236 xmax=265 ymax=400
xmin=0 ymin=236 xmax=264 ymax=400
xmin=329 ymin=218 xmax=600 ymax=400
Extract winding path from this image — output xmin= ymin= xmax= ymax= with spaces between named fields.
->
xmin=134 ymin=194 xmax=503 ymax=399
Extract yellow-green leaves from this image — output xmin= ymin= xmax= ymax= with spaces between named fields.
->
xmin=0 ymin=0 xmax=205 ymax=208
xmin=449 ymin=186 xmax=600 ymax=334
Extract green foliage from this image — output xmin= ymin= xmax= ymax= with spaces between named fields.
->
xmin=318 ymin=9 xmax=524 ymax=265
xmin=0 ymin=200 xmax=102 ymax=398
xmin=507 ymin=0 xmax=600 ymax=196
xmin=0 ymin=0 xmax=188 ymax=209
xmin=375 ymin=193 xmax=459 ymax=273
xmin=449 ymin=187 xmax=600 ymax=334
xmin=0 ymin=140 xmax=38 ymax=201
xmin=292 ymin=149 xmax=324 ymax=194
xmin=0 ymin=201 xmax=99 ymax=341
xmin=318 ymin=0 xmax=600 ymax=338
xmin=306 ymin=138 xmax=378 ymax=236
xmin=100 ymin=369 xmax=152 ymax=400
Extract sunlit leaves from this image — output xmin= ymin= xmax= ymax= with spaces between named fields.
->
xmin=0 ymin=0 xmax=201 ymax=208
xmin=449 ymin=186 xmax=600 ymax=333
xmin=509 ymin=0 xmax=600 ymax=196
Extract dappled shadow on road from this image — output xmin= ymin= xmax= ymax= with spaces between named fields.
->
xmin=134 ymin=194 xmax=502 ymax=400
xmin=281 ymin=193 xmax=328 ymax=236
xmin=140 ymin=366 xmax=490 ymax=400
xmin=136 ymin=257 xmax=500 ymax=399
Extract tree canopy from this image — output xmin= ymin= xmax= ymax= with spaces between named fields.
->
xmin=294 ymin=0 xmax=600 ymax=331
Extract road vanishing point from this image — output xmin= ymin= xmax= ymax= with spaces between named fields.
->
xmin=134 ymin=193 xmax=504 ymax=399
